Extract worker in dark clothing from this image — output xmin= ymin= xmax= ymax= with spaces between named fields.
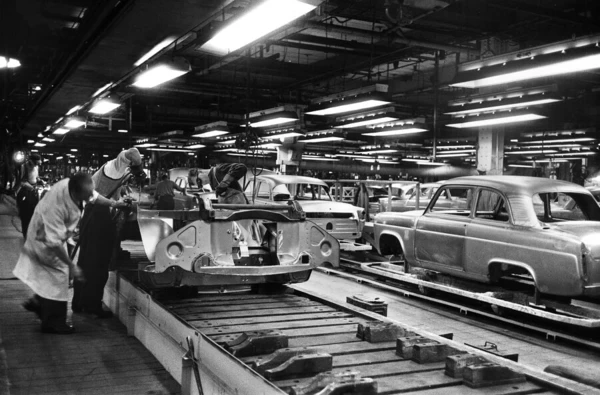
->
xmin=16 ymin=154 xmax=42 ymax=238
xmin=208 ymin=163 xmax=247 ymax=196
xmin=72 ymin=148 xmax=144 ymax=319
xmin=155 ymin=174 xmax=187 ymax=210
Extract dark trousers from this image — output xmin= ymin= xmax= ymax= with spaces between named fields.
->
xmin=17 ymin=186 xmax=38 ymax=238
xmin=72 ymin=204 xmax=116 ymax=313
xmin=34 ymin=294 xmax=68 ymax=328
xmin=157 ymin=195 xmax=175 ymax=210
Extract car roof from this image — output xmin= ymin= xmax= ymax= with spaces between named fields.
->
xmin=253 ymin=174 xmax=328 ymax=186
xmin=443 ymin=175 xmax=588 ymax=196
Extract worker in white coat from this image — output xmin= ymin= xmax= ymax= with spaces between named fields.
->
xmin=13 ymin=173 xmax=129 ymax=334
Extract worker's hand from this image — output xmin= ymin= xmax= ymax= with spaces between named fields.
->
xmin=216 ymin=182 xmax=229 ymax=196
xmin=72 ymin=265 xmax=85 ymax=282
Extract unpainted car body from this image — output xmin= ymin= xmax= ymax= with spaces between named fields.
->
xmin=374 ymin=175 xmax=600 ymax=298
xmin=137 ymin=195 xmax=340 ymax=288
xmin=245 ymin=174 xmax=365 ymax=240
xmin=379 ymin=183 xmax=444 ymax=212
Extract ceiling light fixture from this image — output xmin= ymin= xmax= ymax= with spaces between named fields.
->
xmin=134 ymin=143 xmax=158 ymax=148
xmin=64 ymin=116 xmax=86 ymax=129
xmin=363 ymin=127 xmax=427 ymax=137
xmin=0 ymin=56 xmax=21 ymax=68
xmin=451 ymin=37 xmax=600 ymax=88
xmin=118 ymin=129 xmax=128 ymax=133
xmin=42 ymin=137 xmax=55 ymax=142
xmin=335 ymin=115 xmax=399 ymax=129
xmin=134 ymin=36 xmax=177 ymax=66
xmin=89 ymin=98 xmax=121 ymax=114
xmin=445 ymin=97 xmax=560 ymax=116
xmin=446 ymin=113 xmax=546 ymax=128
xmin=305 ymin=84 xmax=391 ymax=116
xmin=53 ymin=128 xmax=70 ymax=135
xmin=361 ymin=149 xmax=399 ymax=155
xmin=185 ymin=144 xmax=206 ymax=149
xmin=262 ymin=131 xmax=303 ymax=140
xmin=504 ymin=149 xmax=558 ymax=155
xmin=132 ymin=57 xmax=191 ymax=88
xmin=92 ymin=82 xmax=113 ymax=98
xmin=299 ymin=136 xmax=344 ymax=143
xmin=248 ymin=105 xmax=299 ymax=128
xmin=200 ymin=0 xmax=319 ymax=55
xmin=302 ymin=155 xmax=340 ymax=161
xmin=66 ymin=105 xmax=81 ymax=115
xmin=34 ymin=143 xmax=46 ymax=147
xmin=192 ymin=121 xmax=230 ymax=138
xmin=146 ymin=147 xmax=194 ymax=153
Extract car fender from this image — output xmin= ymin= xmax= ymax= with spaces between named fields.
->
xmin=486 ymin=258 xmax=538 ymax=286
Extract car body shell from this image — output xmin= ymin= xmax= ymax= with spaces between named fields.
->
xmin=136 ymin=196 xmax=340 ymax=288
xmin=373 ymin=175 xmax=600 ymax=297
xmin=245 ymin=174 xmax=365 ymax=240
xmin=379 ymin=183 xmax=444 ymax=212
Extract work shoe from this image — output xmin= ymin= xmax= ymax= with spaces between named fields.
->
xmin=41 ymin=324 xmax=75 ymax=335
xmin=75 ymin=307 xmax=114 ymax=319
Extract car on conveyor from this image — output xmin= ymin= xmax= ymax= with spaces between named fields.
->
xmin=136 ymin=195 xmax=340 ymax=289
xmin=373 ymin=176 xmax=600 ymax=298
xmin=244 ymin=174 xmax=365 ymax=240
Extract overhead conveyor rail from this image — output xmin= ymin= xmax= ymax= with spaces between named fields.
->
xmin=104 ymin=244 xmax=595 ymax=395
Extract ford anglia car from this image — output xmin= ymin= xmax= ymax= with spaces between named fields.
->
xmin=373 ymin=176 xmax=600 ymax=298
xmin=245 ymin=174 xmax=365 ymax=240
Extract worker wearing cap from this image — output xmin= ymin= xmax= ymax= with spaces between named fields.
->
xmin=16 ymin=153 xmax=43 ymax=238
xmin=72 ymin=148 xmax=145 ymax=318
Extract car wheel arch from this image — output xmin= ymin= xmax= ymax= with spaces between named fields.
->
xmin=487 ymin=259 xmax=538 ymax=285
xmin=378 ymin=231 xmax=405 ymax=257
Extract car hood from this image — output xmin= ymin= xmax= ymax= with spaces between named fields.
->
xmin=297 ymin=200 xmax=361 ymax=213
xmin=549 ymin=222 xmax=600 ymax=254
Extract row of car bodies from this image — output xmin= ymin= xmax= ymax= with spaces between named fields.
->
xmin=373 ymin=176 xmax=600 ymax=298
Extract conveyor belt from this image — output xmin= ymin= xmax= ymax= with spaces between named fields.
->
xmin=106 ymin=242 xmax=595 ymax=394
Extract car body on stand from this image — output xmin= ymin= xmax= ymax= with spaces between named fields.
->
xmin=373 ymin=176 xmax=600 ymax=298
xmin=136 ymin=195 xmax=340 ymax=289
xmin=379 ymin=183 xmax=444 ymax=213
xmin=244 ymin=174 xmax=365 ymax=241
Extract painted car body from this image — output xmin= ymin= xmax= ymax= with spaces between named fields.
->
xmin=137 ymin=196 xmax=340 ymax=288
xmin=374 ymin=175 xmax=600 ymax=297
xmin=244 ymin=174 xmax=365 ymax=240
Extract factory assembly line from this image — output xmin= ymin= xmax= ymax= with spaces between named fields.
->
xmin=97 ymin=181 xmax=600 ymax=395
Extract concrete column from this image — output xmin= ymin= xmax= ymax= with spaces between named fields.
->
xmin=477 ymin=127 xmax=504 ymax=175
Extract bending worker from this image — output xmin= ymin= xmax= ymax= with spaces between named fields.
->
xmin=72 ymin=148 xmax=144 ymax=319
xmin=155 ymin=174 xmax=187 ymax=210
xmin=208 ymin=163 xmax=248 ymax=202
xmin=14 ymin=173 xmax=129 ymax=334
xmin=16 ymin=153 xmax=42 ymax=238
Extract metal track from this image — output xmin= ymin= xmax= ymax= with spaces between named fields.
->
xmin=319 ymin=257 xmax=600 ymax=352
xmin=105 ymin=268 xmax=596 ymax=395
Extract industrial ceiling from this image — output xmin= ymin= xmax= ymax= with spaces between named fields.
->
xmin=1 ymin=0 xmax=600 ymax=173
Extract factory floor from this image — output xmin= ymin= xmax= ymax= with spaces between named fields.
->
xmin=0 ymin=195 xmax=180 ymax=395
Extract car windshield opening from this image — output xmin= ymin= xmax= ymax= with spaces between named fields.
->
xmin=286 ymin=183 xmax=332 ymax=201
xmin=532 ymin=192 xmax=600 ymax=222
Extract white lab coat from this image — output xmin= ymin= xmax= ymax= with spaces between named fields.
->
xmin=13 ymin=179 xmax=86 ymax=301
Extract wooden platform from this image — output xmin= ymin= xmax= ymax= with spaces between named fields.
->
xmin=0 ymin=199 xmax=180 ymax=395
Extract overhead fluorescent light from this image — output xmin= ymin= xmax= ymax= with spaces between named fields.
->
xmin=200 ymin=0 xmax=319 ymax=55
xmin=435 ymin=152 xmax=473 ymax=158
xmin=146 ymin=147 xmax=194 ymax=153
xmin=56 ymin=156 xmax=63 ymax=160
xmin=249 ymin=113 xmax=298 ymax=128
xmin=415 ymin=161 xmax=447 ymax=166
xmin=0 ymin=57 xmax=21 ymax=68
xmin=118 ymin=129 xmax=128 ymax=133
xmin=89 ymin=98 xmax=121 ymax=114
xmin=402 ymin=158 xmax=428 ymax=162
xmin=508 ymin=164 xmax=534 ymax=168
xmin=27 ymin=140 xmax=34 ymax=144
xmin=435 ymin=149 xmax=476 ymax=154
xmin=519 ymin=137 xmax=596 ymax=144
xmin=306 ymin=84 xmax=390 ymax=116
xmin=363 ymin=127 xmax=427 ymax=137
xmin=71 ymin=148 xmax=78 ymax=152
xmin=248 ymin=106 xmax=299 ymax=128
xmin=302 ymin=156 xmax=340 ymax=161
xmin=53 ymin=128 xmax=70 ymax=135
xmin=34 ymin=143 xmax=46 ymax=147
xmin=445 ymin=97 xmax=560 ymax=116
xmin=361 ymin=149 xmax=399 ymax=154
xmin=359 ymin=159 xmax=399 ymax=164
xmin=262 ymin=132 xmax=303 ymax=140
xmin=505 ymin=149 xmax=558 ymax=155
xmin=66 ymin=105 xmax=81 ymax=115
xmin=134 ymin=143 xmax=158 ymax=148
xmin=134 ymin=36 xmax=177 ymax=66
xmin=336 ymin=116 xmax=398 ymax=129
xmin=192 ymin=121 xmax=230 ymax=138
xmin=92 ymin=82 xmax=113 ymax=98
xmin=186 ymin=144 xmax=206 ymax=149
xmin=133 ymin=58 xmax=190 ymax=88
xmin=446 ymin=113 xmax=546 ymax=128
xmin=549 ymin=151 xmax=597 ymax=157
xmin=64 ymin=116 xmax=86 ymax=129
xmin=451 ymin=53 xmax=600 ymax=89
xmin=298 ymin=136 xmax=344 ymax=143
xmin=228 ymin=152 xmax=269 ymax=158
xmin=216 ymin=139 xmax=237 ymax=145
xmin=42 ymin=137 xmax=55 ymax=142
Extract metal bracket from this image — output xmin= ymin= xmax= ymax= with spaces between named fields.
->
xmin=225 ymin=331 xmax=289 ymax=357
xmin=291 ymin=371 xmax=377 ymax=395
